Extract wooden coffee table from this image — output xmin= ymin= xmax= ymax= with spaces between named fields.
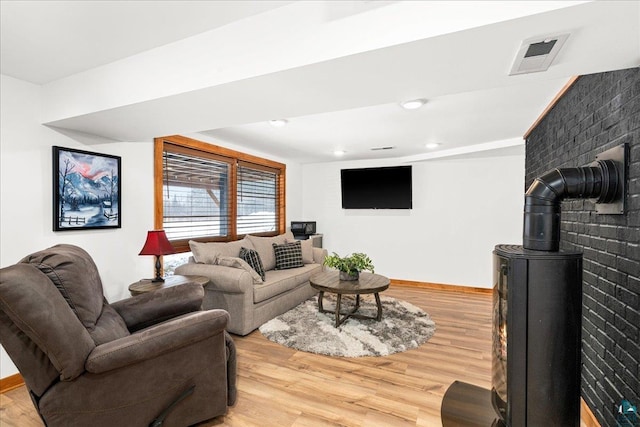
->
xmin=309 ymin=271 xmax=390 ymax=327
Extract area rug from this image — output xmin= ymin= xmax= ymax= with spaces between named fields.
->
xmin=259 ymin=294 xmax=436 ymax=357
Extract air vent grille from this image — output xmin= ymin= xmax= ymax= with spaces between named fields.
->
xmin=525 ymin=40 xmax=557 ymax=57
xmin=510 ymin=33 xmax=569 ymax=75
xmin=371 ymin=146 xmax=395 ymax=151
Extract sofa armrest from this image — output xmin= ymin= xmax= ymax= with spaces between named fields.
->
xmin=313 ymin=247 xmax=328 ymax=265
xmin=111 ymin=283 xmax=204 ymax=332
xmin=175 ymin=263 xmax=254 ymax=294
xmin=86 ymin=309 xmax=229 ymax=374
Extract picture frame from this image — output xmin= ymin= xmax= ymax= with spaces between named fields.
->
xmin=53 ymin=146 xmax=121 ymax=231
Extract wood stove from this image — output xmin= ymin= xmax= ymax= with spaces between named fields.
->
xmin=491 ymin=244 xmax=582 ymax=427
xmin=442 ymin=144 xmax=627 ymax=427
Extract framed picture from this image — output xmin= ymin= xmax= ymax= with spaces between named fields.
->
xmin=53 ymin=146 xmax=121 ymax=231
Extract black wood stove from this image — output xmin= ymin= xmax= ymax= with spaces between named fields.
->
xmin=441 ymin=145 xmax=627 ymax=427
xmin=491 ymin=244 xmax=582 ymax=427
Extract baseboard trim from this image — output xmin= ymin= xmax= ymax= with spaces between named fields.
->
xmin=0 ymin=373 xmax=24 ymax=393
xmin=390 ymin=279 xmax=492 ymax=295
xmin=581 ymin=397 xmax=601 ymax=427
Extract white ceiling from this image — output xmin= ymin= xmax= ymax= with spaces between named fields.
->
xmin=1 ymin=1 xmax=639 ymax=163
xmin=0 ymin=1 xmax=290 ymax=84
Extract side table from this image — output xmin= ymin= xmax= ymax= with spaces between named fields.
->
xmin=129 ymin=274 xmax=209 ymax=296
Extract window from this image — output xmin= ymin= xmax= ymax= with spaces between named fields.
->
xmin=237 ymin=162 xmax=278 ymax=235
xmin=155 ymin=136 xmax=285 ymax=252
xmin=162 ymin=147 xmax=231 ymax=242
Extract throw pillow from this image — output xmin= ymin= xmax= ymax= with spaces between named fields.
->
xmin=286 ymin=238 xmax=313 ymax=264
xmin=246 ymin=234 xmax=287 ymax=271
xmin=272 ymin=241 xmax=304 ymax=270
xmin=188 ymin=240 xmax=220 ymax=264
xmin=239 ymin=247 xmax=266 ymax=281
xmin=216 ymin=256 xmax=263 ymax=284
xmin=189 ymin=238 xmax=254 ymax=263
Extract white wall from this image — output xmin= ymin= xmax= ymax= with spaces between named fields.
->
xmin=0 ymin=76 xmax=303 ymax=379
xmin=302 ymin=154 xmax=524 ymax=288
xmin=0 ymin=75 xmax=156 ymax=378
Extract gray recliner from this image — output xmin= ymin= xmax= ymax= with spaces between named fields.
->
xmin=0 ymin=244 xmax=237 ymax=427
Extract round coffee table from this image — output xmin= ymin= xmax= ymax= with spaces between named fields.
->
xmin=309 ymin=270 xmax=390 ymax=327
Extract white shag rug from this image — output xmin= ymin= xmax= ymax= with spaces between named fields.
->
xmin=259 ymin=294 xmax=436 ymax=357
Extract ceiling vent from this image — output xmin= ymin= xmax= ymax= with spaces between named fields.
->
xmin=371 ymin=146 xmax=395 ymax=151
xmin=509 ymin=33 xmax=569 ymax=75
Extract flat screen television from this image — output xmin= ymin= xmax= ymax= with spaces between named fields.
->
xmin=341 ymin=166 xmax=412 ymax=209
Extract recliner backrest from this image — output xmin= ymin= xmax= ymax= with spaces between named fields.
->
xmin=0 ymin=263 xmax=95 ymax=395
xmin=20 ymin=244 xmax=130 ymax=345
xmin=20 ymin=244 xmax=106 ymax=330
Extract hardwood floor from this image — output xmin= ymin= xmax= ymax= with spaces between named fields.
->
xmin=0 ymin=285 xmax=582 ymax=426
xmin=211 ymin=286 xmax=493 ymax=427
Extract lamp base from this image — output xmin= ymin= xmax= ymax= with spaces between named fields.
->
xmin=152 ymin=256 xmax=165 ymax=283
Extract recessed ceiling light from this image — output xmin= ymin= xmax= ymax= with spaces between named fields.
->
xmin=333 ymin=150 xmax=346 ymax=156
xmin=425 ymin=143 xmax=441 ymax=149
xmin=269 ymin=119 xmax=288 ymax=127
xmin=400 ymin=99 xmax=426 ymax=110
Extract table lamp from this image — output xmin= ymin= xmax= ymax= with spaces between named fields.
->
xmin=139 ymin=230 xmax=175 ymax=282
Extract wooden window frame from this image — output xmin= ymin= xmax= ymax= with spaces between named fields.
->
xmin=154 ymin=135 xmax=286 ymax=252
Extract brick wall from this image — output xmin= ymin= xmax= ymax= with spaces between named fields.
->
xmin=525 ymin=68 xmax=639 ymax=427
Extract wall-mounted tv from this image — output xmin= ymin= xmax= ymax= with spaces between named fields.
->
xmin=341 ymin=166 xmax=412 ymax=209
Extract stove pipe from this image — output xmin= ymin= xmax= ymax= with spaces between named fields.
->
xmin=523 ymin=159 xmax=620 ymax=251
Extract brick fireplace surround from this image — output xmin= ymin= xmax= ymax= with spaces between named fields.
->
xmin=525 ymin=67 xmax=639 ymax=427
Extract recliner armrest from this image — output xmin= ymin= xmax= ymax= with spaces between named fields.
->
xmin=86 ymin=309 xmax=229 ymax=374
xmin=111 ymin=282 xmax=204 ymax=332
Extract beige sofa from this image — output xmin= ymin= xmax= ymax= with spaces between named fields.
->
xmin=175 ymin=233 xmax=327 ymax=335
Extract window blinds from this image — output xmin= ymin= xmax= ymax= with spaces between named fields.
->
xmin=237 ymin=162 xmax=278 ymax=235
xmin=162 ymin=148 xmax=231 ymax=242
xmin=161 ymin=143 xmax=281 ymax=248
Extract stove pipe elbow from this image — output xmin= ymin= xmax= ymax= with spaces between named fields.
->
xmin=523 ymin=159 xmax=619 ymax=251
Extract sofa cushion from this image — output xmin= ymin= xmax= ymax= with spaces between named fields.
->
xmin=217 ymin=256 xmax=263 ymax=284
xmin=253 ymin=264 xmax=322 ymax=303
xmin=273 ymin=241 xmax=304 ymax=270
xmin=246 ymin=234 xmax=287 ymax=271
xmin=190 ymin=238 xmax=254 ymax=263
xmin=239 ymin=247 xmax=266 ymax=281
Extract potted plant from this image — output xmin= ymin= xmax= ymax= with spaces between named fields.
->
xmin=323 ymin=252 xmax=375 ymax=281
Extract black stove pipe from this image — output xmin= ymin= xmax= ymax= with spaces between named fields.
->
xmin=523 ymin=159 xmax=620 ymax=251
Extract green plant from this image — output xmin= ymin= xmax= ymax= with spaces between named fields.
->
xmin=323 ymin=252 xmax=374 ymax=276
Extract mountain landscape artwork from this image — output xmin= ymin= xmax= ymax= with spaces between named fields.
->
xmin=53 ymin=146 xmax=121 ymax=230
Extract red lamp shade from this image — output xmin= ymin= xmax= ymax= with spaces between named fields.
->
xmin=139 ymin=230 xmax=175 ymax=256
xmin=139 ymin=230 xmax=175 ymax=282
